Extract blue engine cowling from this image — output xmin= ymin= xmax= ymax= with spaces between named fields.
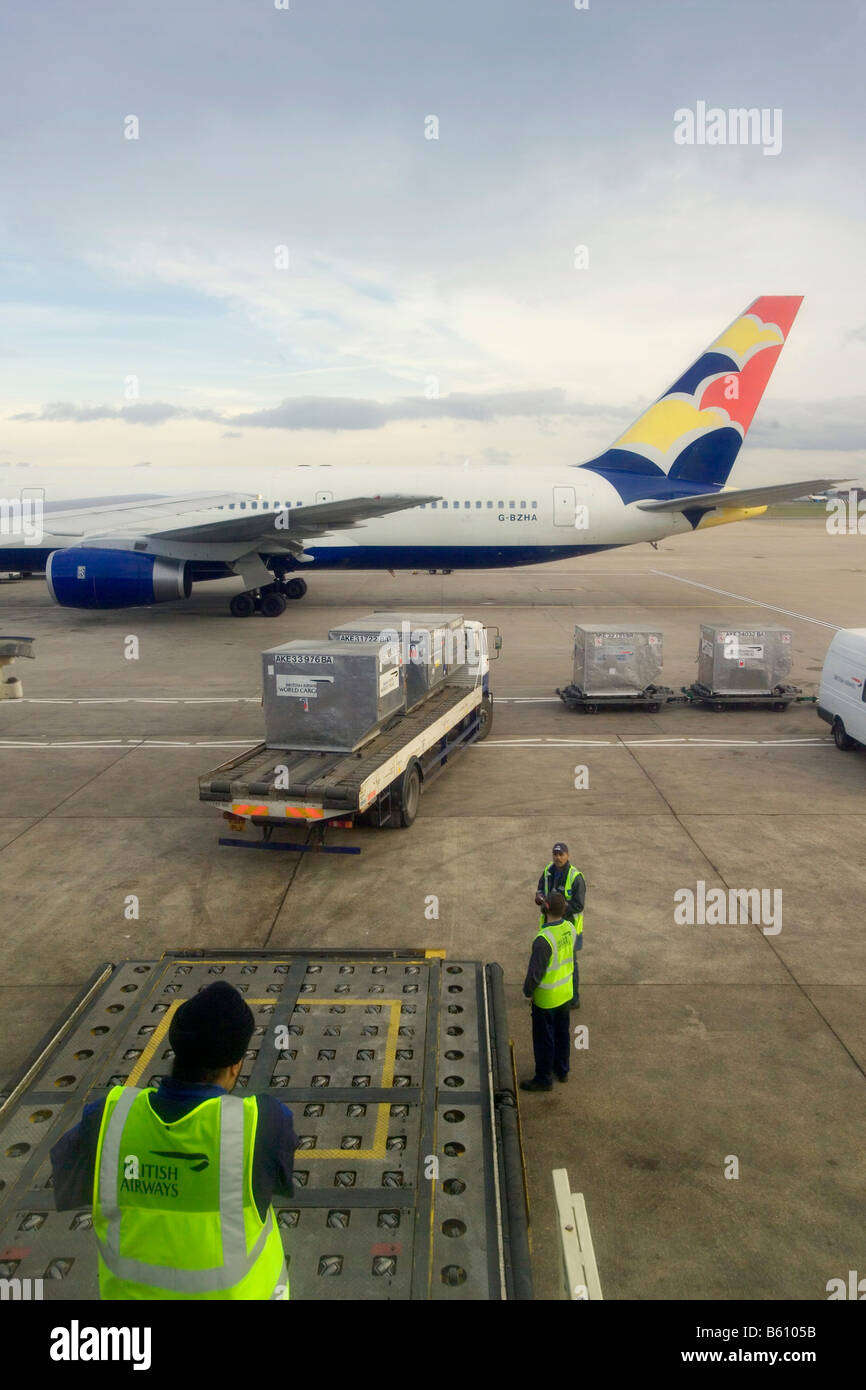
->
xmin=46 ymin=548 xmax=191 ymax=609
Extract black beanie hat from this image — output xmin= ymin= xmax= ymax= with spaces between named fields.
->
xmin=169 ymin=982 xmax=255 ymax=1069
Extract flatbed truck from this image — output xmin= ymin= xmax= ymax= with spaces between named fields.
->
xmin=199 ymin=623 xmax=497 ymax=836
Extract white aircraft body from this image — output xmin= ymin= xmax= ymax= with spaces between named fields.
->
xmin=0 ymin=295 xmax=840 ymax=617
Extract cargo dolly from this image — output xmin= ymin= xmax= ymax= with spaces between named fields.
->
xmin=680 ymin=682 xmax=803 ymax=712
xmin=556 ymin=683 xmax=676 ymax=714
xmin=0 ymin=949 xmax=532 ymax=1301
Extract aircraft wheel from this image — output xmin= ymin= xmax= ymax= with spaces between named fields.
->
xmin=229 ymin=592 xmax=256 ymax=618
xmin=260 ymin=590 xmax=288 ymax=618
xmin=283 ymin=577 xmax=307 ymax=600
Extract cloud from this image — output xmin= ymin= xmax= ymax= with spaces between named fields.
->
xmin=12 ymin=388 xmax=632 ymax=433
xmin=12 ymin=401 xmax=220 ymax=426
xmin=749 ymin=398 xmax=866 ymax=451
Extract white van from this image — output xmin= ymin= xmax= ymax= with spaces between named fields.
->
xmin=818 ymin=628 xmax=866 ymax=750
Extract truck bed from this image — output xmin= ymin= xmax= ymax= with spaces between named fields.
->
xmin=199 ymin=682 xmax=482 ymax=817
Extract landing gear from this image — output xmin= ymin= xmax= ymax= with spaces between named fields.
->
xmin=228 ymin=576 xmax=307 ymax=616
xmin=260 ymin=590 xmax=287 ymax=618
xmin=229 ymin=592 xmax=256 ymax=618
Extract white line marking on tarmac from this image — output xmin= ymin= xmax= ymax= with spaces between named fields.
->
xmin=651 ymin=570 xmax=842 ymax=629
xmin=16 ymin=696 xmax=261 ymax=705
xmin=0 ymin=739 xmax=259 ymax=749
xmin=0 ymin=735 xmax=831 ymax=752
xmin=12 ymin=694 xmax=553 ymax=706
xmin=478 ymin=737 xmax=830 ymax=749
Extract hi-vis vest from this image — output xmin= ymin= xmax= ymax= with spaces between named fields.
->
xmin=540 ymin=862 xmax=585 ymax=943
xmin=532 ymin=918 xmax=577 ymax=1009
xmin=93 ymin=1086 xmax=288 ymax=1300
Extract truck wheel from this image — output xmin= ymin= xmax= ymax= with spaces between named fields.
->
xmin=477 ymin=694 xmax=493 ymax=741
xmin=229 ymin=592 xmax=255 ymax=617
xmin=833 ymin=718 xmax=856 ymax=750
xmin=260 ymin=590 xmax=288 ymax=617
xmin=392 ymin=762 xmax=421 ymax=828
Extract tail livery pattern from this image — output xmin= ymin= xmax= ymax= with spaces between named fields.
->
xmin=579 ymin=296 xmax=803 ymax=504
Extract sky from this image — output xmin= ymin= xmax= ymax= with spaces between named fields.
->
xmin=1 ymin=0 xmax=864 ymax=496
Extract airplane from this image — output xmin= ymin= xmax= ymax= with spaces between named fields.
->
xmin=0 ymin=294 xmax=843 ymax=618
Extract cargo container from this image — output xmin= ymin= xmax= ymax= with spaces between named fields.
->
xmin=328 ymin=611 xmax=471 ymax=710
xmin=262 ymin=638 xmax=406 ymax=753
xmin=696 ymin=625 xmax=793 ymax=696
xmin=572 ymin=625 xmax=664 ymax=696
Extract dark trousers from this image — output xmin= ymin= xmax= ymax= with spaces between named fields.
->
xmin=531 ymin=1001 xmax=572 ymax=1083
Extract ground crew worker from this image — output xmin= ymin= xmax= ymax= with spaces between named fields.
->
xmin=535 ymin=841 xmax=585 ymax=1007
xmin=50 ymin=980 xmax=297 ymax=1300
xmin=520 ymin=891 xmax=577 ymax=1092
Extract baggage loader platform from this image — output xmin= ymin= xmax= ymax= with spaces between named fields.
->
xmin=0 ymin=949 xmax=532 ymax=1301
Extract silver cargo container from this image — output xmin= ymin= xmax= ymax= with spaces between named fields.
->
xmin=697 ymin=625 xmax=793 ymax=695
xmin=328 ymin=611 xmax=467 ymax=711
xmin=573 ymin=625 xmax=664 ymax=695
xmin=262 ymin=639 xmax=406 ymax=752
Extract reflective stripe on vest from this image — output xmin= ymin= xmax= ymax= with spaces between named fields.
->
xmin=94 ymin=1086 xmax=287 ymax=1298
xmin=540 ymin=862 xmax=584 ymax=935
xmin=532 ymin=918 xmax=577 ymax=1009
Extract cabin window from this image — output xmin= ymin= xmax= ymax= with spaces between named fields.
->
xmin=464 ymin=501 xmax=471 ymax=509
xmin=486 ymin=500 xmax=493 ymax=509
xmin=475 ymin=501 xmax=481 ymax=508
xmin=508 ymin=500 xmax=516 ymax=509
xmin=520 ymin=500 xmax=526 ymax=509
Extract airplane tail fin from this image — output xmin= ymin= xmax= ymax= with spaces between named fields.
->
xmin=579 ymin=296 xmax=803 ymax=501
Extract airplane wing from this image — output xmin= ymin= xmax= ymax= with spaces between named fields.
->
xmin=36 ymin=492 xmax=439 ymax=558
xmin=635 ymin=478 xmax=846 ymax=513
xmin=145 ymin=494 xmax=440 ymax=545
xmin=34 ymin=493 xmax=248 ymax=537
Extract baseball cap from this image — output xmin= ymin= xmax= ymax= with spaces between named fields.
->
xmin=552 ymin=842 xmax=569 ymax=854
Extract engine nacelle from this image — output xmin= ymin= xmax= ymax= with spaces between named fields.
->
xmin=46 ymin=548 xmax=191 ymax=610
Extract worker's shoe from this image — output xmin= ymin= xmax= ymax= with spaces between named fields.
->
xmin=520 ymin=1077 xmax=552 ymax=1092
xmin=554 ymin=1070 xmax=568 ymax=1084
xmin=570 ymin=998 xmax=580 ymax=1010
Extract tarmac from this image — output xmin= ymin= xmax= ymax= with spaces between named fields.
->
xmin=1 ymin=512 xmax=865 ymax=1301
